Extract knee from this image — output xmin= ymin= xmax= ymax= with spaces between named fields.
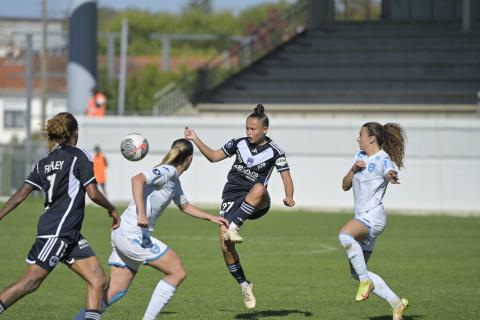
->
xmin=338 ymin=233 xmax=354 ymax=250
xmin=250 ymin=184 xmax=267 ymax=199
xmin=89 ymin=271 xmax=107 ymax=290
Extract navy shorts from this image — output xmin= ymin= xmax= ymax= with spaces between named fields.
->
xmin=219 ymin=196 xmax=271 ymax=222
xmin=26 ymin=234 xmax=96 ymax=271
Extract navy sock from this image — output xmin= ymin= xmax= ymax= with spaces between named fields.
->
xmin=227 ymin=260 xmax=247 ymax=284
xmin=84 ymin=309 xmax=101 ymax=320
xmin=231 ymin=201 xmax=255 ymax=227
xmin=0 ymin=299 xmax=6 ymax=314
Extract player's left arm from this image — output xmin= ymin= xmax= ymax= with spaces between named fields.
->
xmin=280 ymin=170 xmax=295 ymax=207
xmin=178 ymin=203 xmax=229 ymax=227
xmin=0 ymin=183 xmax=34 ymax=221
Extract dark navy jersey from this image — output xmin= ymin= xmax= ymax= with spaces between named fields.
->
xmin=221 ymin=136 xmax=289 ymax=199
xmin=25 ymin=145 xmax=96 ymax=240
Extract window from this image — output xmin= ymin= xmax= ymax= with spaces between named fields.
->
xmin=4 ymin=110 xmax=24 ymax=128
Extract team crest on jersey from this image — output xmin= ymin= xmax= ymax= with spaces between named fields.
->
xmin=152 ymin=168 xmax=161 ymax=176
xmin=368 ymin=163 xmax=376 ymax=172
xmin=49 ymin=256 xmax=59 ymax=267
xmin=226 ymin=140 xmax=234 ymax=148
xmin=247 ymin=157 xmax=254 ymax=165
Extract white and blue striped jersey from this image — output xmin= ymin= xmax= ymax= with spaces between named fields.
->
xmin=25 ymin=145 xmax=96 ymax=240
xmin=221 ymin=136 xmax=289 ymax=199
xmin=118 ymin=164 xmax=188 ymax=234
xmin=352 ymin=149 xmax=398 ymax=215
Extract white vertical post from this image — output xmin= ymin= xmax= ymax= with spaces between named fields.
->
xmin=25 ymin=34 xmax=33 ymax=176
xmin=463 ymin=0 xmax=472 ymax=33
xmin=162 ymin=34 xmax=170 ymax=73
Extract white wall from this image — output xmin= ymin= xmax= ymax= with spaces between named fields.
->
xmin=78 ymin=116 xmax=480 ymax=214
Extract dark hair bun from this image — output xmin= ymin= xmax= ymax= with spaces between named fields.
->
xmin=254 ymin=104 xmax=265 ymax=114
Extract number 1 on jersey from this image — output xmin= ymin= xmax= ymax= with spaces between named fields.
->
xmin=46 ymin=173 xmax=56 ymax=203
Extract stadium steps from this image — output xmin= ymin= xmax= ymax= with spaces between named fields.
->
xmin=199 ymin=21 xmax=480 ymax=106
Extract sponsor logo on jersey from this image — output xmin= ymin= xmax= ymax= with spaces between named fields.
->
xmin=368 ymin=163 xmax=376 ymax=172
xmin=275 ymin=157 xmax=287 ymax=167
xmin=152 ymin=168 xmax=161 ymax=176
xmin=226 ymin=140 xmax=234 ymax=148
xmin=233 ymin=164 xmax=259 ymax=182
xmin=49 ymin=256 xmax=59 ymax=267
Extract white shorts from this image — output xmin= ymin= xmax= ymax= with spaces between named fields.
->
xmin=354 ymin=206 xmax=387 ymax=252
xmin=108 ymin=228 xmax=169 ymax=271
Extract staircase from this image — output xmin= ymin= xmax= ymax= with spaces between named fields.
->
xmin=200 ymin=21 xmax=480 ymax=106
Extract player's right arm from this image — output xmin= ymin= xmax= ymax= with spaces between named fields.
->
xmin=342 ymin=160 xmax=366 ymax=191
xmin=131 ymin=172 xmax=148 ymax=228
xmin=0 ymin=183 xmax=34 ymax=221
xmin=184 ymin=127 xmax=227 ymax=162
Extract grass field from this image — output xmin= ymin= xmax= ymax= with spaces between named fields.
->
xmin=0 ymin=199 xmax=479 ymax=320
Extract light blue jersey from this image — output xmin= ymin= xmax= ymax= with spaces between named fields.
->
xmin=352 ymin=149 xmax=398 ymax=216
xmin=119 ymin=165 xmax=188 ymax=234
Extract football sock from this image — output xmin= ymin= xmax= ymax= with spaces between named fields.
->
xmin=84 ymin=309 xmax=101 ymax=320
xmin=227 ymin=260 xmax=247 ymax=284
xmin=230 ymin=201 xmax=255 ymax=228
xmin=338 ymin=233 xmax=369 ymax=281
xmin=0 ymin=299 xmax=6 ymax=314
xmin=143 ymin=280 xmax=176 ymax=320
xmin=368 ymin=271 xmax=401 ymax=307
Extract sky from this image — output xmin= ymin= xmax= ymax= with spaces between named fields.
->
xmin=0 ymin=0 xmax=295 ymax=19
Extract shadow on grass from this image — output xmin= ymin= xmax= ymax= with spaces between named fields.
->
xmin=370 ymin=315 xmax=424 ymax=320
xmin=235 ymin=309 xmax=314 ymax=319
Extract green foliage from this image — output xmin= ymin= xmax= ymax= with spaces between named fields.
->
xmin=1 ymin=199 xmax=479 ymax=319
xmin=95 ymin=1 xmax=297 ymax=112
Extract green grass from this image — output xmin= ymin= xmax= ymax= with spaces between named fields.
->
xmin=0 ymin=199 xmax=479 ymax=319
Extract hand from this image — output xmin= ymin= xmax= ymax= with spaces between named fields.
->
xmin=283 ymin=197 xmax=295 ymax=207
xmin=137 ymin=214 xmax=149 ymax=228
xmin=109 ymin=210 xmax=121 ymax=230
xmin=386 ymin=170 xmax=400 ymax=184
xmin=210 ymin=215 xmax=229 ymax=227
xmin=184 ymin=127 xmax=198 ymax=141
xmin=351 ymin=160 xmax=366 ymax=173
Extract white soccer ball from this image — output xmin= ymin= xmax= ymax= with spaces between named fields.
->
xmin=120 ymin=133 xmax=149 ymax=161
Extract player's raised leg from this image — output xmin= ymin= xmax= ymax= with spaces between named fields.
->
xmin=339 ymin=220 xmax=374 ymax=301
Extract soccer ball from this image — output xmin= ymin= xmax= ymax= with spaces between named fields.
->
xmin=120 ymin=133 xmax=149 ymax=161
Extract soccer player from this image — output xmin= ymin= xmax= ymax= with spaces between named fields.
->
xmin=338 ymin=122 xmax=408 ymax=320
xmin=184 ymin=104 xmax=295 ymax=309
xmin=74 ymin=138 xmax=229 ymax=320
xmin=0 ymin=112 xmax=120 ymax=320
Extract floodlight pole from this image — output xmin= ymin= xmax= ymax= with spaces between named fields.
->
xmin=117 ymin=18 xmax=128 ymax=115
xmin=25 ymin=33 xmax=33 ymax=176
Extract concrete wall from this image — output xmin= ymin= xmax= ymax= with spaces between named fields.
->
xmin=78 ymin=116 xmax=480 ymax=214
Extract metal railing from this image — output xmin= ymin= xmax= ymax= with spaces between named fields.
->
xmin=152 ymin=0 xmax=308 ymax=115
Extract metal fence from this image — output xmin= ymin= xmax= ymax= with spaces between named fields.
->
xmin=0 ymin=143 xmax=47 ymax=198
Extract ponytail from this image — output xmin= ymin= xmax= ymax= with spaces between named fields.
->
xmin=161 ymin=138 xmax=194 ymax=166
xmin=362 ymin=122 xmax=406 ymax=169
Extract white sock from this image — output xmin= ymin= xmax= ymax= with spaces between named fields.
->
xmin=240 ymin=281 xmax=249 ymax=289
xmin=229 ymin=222 xmax=240 ymax=230
xmin=368 ymin=271 xmax=401 ymax=307
xmin=143 ymin=280 xmax=176 ymax=320
xmin=338 ymin=233 xmax=369 ymax=281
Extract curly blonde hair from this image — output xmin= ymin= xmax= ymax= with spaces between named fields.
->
xmin=40 ymin=112 xmax=78 ymax=151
